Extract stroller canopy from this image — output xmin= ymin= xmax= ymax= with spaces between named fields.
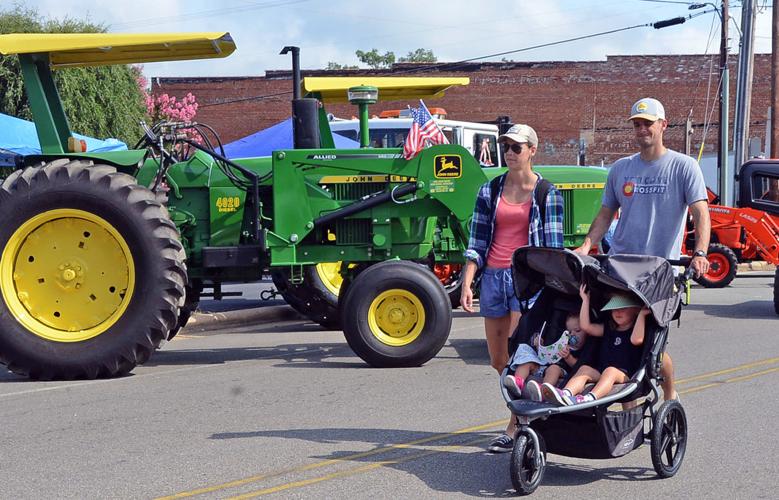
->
xmin=512 ymin=248 xmax=681 ymax=327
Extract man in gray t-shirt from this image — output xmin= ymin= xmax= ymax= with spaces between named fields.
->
xmin=576 ymin=97 xmax=711 ymax=402
xmin=603 ymin=149 xmax=707 ymax=259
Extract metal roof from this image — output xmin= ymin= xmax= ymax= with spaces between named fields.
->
xmin=0 ymin=32 xmax=235 ymax=68
xmin=302 ymin=77 xmax=470 ymax=103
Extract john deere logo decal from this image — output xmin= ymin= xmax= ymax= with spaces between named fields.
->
xmin=434 ymin=155 xmax=461 ymax=179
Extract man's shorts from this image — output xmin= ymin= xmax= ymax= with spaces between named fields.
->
xmin=479 ymin=267 xmax=521 ymax=318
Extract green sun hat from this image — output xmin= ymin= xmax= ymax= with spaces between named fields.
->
xmin=601 ymin=293 xmax=643 ymax=311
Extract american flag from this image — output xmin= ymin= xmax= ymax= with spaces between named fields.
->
xmin=403 ymin=100 xmax=448 ymax=159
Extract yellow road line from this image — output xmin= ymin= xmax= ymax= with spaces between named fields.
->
xmin=679 ymin=367 xmax=779 ymax=395
xmin=159 ymin=356 xmax=779 ymax=499
xmin=674 ymin=356 xmax=779 ymax=385
xmin=155 ymin=420 xmax=505 ymax=499
xmin=228 ymin=438 xmax=486 ymax=499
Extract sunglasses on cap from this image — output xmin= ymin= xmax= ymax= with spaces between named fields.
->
xmin=502 ymin=142 xmax=527 ymax=154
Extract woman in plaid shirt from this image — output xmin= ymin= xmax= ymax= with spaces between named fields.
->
xmin=460 ymin=123 xmax=564 ymax=453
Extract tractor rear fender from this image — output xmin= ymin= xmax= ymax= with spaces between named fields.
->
xmin=23 ymin=150 xmax=149 ymax=173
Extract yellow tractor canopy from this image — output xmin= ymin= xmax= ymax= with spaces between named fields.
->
xmin=302 ymin=77 xmax=470 ymax=103
xmin=0 ymin=32 xmax=235 ymax=68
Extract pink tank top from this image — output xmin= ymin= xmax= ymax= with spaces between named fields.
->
xmin=486 ymin=196 xmax=531 ymax=268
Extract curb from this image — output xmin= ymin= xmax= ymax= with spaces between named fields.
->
xmin=183 ymin=305 xmax=304 ymax=333
xmin=736 ymin=261 xmax=776 ymax=272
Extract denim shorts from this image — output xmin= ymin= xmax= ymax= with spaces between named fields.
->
xmin=479 ymin=267 xmax=521 ymax=318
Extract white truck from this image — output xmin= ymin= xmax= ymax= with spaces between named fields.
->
xmin=328 ymin=110 xmax=506 ymax=167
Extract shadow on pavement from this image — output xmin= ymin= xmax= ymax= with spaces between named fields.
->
xmin=146 ymin=343 xmax=368 ymax=369
xmin=684 ymin=300 xmax=778 ymax=319
xmin=208 ymin=427 xmax=656 ymax=496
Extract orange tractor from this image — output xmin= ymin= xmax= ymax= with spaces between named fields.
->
xmin=684 ymin=160 xmax=779 ymax=314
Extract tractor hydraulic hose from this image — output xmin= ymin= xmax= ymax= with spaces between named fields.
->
xmin=313 ymin=183 xmax=417 ymax=228
xmin=182 ymin=138 xmax=263 ymax=245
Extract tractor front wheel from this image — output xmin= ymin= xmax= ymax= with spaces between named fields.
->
xmin=0 ymin=160 xmax=186 ymax=379
xmin=271 ymin=263 xmax=342 ymax=329
xmin=694 ymin=243 xmax=738 ymax=288
xmin=340 ymin=260 xmax=451 ymax=367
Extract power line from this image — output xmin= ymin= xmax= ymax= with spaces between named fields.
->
xmin=110 ymin=0 xmax=309 ymax=30
xmin=195 ymin=8 xmax=716 ymax=107
xmin=391 ymin=9 xmax=715 ymax=75
xmin=634 ymin=0 xmax=696 ymax=4
xmin=199 ymin=90 xmax=293 ymax=108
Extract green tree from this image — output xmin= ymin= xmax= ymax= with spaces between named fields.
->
xmin=0 ymin=5 xmax=147 ymax=145
xmin=355 ymin=49 xmax=396 ymax=69
xmin=325 ymin=61 xmax=359 ymax=71
xmin=398 ymin=48 xmax=437 ymax=63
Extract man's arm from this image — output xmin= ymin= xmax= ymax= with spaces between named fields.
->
xmin=575 ymin=205 xmax=617 ymax=255
xmin=688 ymin=199 xmax=711 ymax=277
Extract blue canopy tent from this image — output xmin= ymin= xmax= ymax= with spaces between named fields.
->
xmin=223 ymin=118 xmax=359 ymax=158
xmin=0 ymin=112 xmax=127 ymax=159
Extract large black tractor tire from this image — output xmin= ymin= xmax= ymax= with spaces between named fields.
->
xmin=773 ymin=268 xmax=778 ymax=315
xmin=167 ymin=280 xmax=202 ymax=340
xmin=0 ymin=160 xmax=186 ymax=379
xmin=271 ymin=263 xmax=341 ymax=329
xmin=694 ymin=243 xmax=738 ymax=288
xmin=650 ymin=399 xmax=688 ymax=478
xmin=340 ymin=260 xmax=451 ymax=367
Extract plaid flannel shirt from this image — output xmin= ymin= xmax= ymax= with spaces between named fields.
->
xmin=464 ymin=172 xmax=564 ymax=269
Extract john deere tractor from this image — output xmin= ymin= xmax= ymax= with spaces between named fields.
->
xmin=0 ymin=32 xmax=606 ymax=379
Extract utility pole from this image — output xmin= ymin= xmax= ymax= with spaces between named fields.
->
xmin=772 ymin=0 xmax=779 ymax=157
xmin=734 ymin=0 xmax=757 ymax=183
xmin=685 ymin=114 xmax=693 ymax=156
xmin=718 ymin=1 xmax=730 ymax=205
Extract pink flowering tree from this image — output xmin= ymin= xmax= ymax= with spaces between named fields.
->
xmin=146 ymin=92 xmax=198 ymax=123
xmin=135 ymin=66 xmax=201 ymax=145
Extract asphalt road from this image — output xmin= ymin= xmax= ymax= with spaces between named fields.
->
xmin=0 ymin=273 xmax=777 ymax=499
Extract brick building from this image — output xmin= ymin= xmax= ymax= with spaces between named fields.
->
xmin=151 ymin=53 xmax=771 ymax=166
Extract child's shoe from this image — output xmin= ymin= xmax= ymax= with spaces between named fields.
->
xmin=572 ymin=393 xmax=596 ymax=405
xmin=503 ymin=375 xmax=524 ymax=398
xmin=541 ymin=383 xmax=571 ymax=406
xmin=523 ymin=380 xmax=543 ymax=402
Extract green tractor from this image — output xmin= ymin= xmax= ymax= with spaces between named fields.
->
xmin=0 ymin=32 xmax=607 ymax=379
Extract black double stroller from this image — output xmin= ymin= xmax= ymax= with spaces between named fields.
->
xmin=501 ymin=247 xmax=689 ymax=495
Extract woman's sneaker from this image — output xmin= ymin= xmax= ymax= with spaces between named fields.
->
xmin=503 ymin=375 xmax=524 ymax=398
xmin=541 ymin=382 xmax=572 ymax=406
xmin=487 ymin=433 xmax=514 ymax=453
xmin=523 ymin=380 xmax=543 ymax=402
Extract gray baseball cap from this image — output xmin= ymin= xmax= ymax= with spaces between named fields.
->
xmin=498 ymin=123 xmax=538 ymax=147
xmin=629 ymin=98 xmax=666 ymax=121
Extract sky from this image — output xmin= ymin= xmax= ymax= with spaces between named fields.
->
xmin=11 ymin=0 xmax=777 ymax=78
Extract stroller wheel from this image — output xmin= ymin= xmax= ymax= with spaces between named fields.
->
xmin=650 ymin=400 xmax=688 ymax=478
xmin=510 ymin=432 xmax=546 ymax=495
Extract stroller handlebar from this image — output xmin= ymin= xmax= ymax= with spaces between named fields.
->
xmin=667 ymin=257 xmax=695 ymax=282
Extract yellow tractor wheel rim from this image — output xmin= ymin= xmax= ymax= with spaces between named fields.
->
xmin=315 ymin=262 xmax=344 ymax=296
xmin=367 ymin=289 xmax=425 ymax=346
xmin=0 ymin=209 xmax=135 ymax=342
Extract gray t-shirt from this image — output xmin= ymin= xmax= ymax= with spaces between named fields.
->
xmin=602 ymin=149 xmax=707 ymax=259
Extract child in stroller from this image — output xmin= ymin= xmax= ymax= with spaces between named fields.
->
xmin=503 ymin=312 xmax=587 ymax=401
xmin=503 ymin=247 xmax=690 ymax=496
xmin=541 ymin=285 xmax=651 ymax=406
